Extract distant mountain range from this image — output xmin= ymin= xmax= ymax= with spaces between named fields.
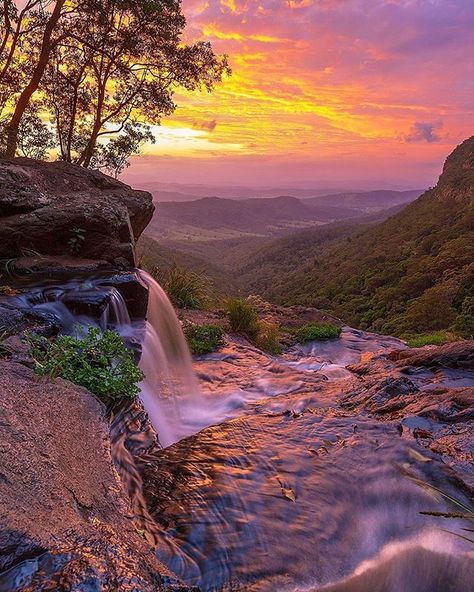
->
xmin=139 ymin=140 xmax=473 ymax=338
xmin=145 ymin=189 xmax=423 ymax=243
xmin=303 ymin=189 xmax=421 ymax=211
xmin=137 ymin=181 xmax=423 ymax=202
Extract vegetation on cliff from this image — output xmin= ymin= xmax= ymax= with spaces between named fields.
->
xmin=28 ymin=327 xmax=144 ymax=406
xmin=237 ymin=138 xmax=474 ymax=339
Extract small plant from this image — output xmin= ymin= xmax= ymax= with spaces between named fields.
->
xmin=185 ymin=323 xmax=225 ymax=356
xmin=157 ymin=264 xmax=209 ymax=309
xmin=255 ymin=321 xmax=282 ymax=355
xmin=296 ymin=322 xmax=342 ymax=343
xmin=226 ymin=298 xmax=260 ymax=339
xmin=0 ymin=331 xmax=12 ymax=357
xmin=68 ymin=227 xmax=87 ymax=254
xmin=0 ymin=258 xmax=18 ymax=278
xmin=405 ymin=331 xmax=457 ymax=348
xmin=27 ymin=327 xmax=144 ymax=407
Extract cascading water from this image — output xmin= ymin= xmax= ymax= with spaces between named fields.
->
xmin=136 ymin=270 xmax=201 ymax=447
xmin=9 ymin=273 xmax=203 ymax=448
xmin=109 ymin=287 xmax=131 ymax=325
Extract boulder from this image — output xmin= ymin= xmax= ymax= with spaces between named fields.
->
xmin=0 ymin=158 xmax=155 ymax=267
xmin=388 ymin=340 xmax=474 ymax=369
xmin=0 ymin=360 xmax=189 ymax=591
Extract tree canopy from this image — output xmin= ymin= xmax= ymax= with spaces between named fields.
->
xmin=0 ymin=0 xmax=229 ymax=174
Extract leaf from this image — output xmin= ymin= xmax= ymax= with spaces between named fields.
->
xmin=276 ymin=477 xmax=296 ymax=502
xmin=281 ymin=486 xmax=296 ymax=502
xmin=408 ymin=448 xmax=432 ymax=463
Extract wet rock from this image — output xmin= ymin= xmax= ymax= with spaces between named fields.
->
xmin=340 ymin=376 xmax=418 ymax=412
xmin=0 ymin=360 xmax=186 ymax=591
xmin=389 ymin=340 xmax=474 ymax=370
xmin=0 ymin=158 xmax=154 ymax=266
xmin=60 ymin=289 xmax=110 ymax=317
xmin=0 ymin=335 xmax=32 ymax=366
xmin=12 ymin=255 xmax=112 ymax=277
xmin=0 ymin=306 xmax=25 ymax=333
xmin=340 ymin=343 xmax=474 ymax=490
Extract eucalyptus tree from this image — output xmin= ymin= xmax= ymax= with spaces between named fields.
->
xmin=1 ymin=0 xmax=69 ymax=157
xmin=0 ymin=0 xmax=229 ymax=171
xmin=43 ymin=0 xmax=230 ymax=171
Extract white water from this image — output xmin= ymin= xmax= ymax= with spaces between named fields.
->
xmin=137 ymin=270 xmax=202 ymax=447
xmin=109 ymin=287 xmax=131 ymax=325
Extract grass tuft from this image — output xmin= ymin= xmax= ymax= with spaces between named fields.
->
xmin=296 ymin=323 xmax=342 ymax=343
xmin=226 ymin=299 xmax=260 ymax=339
xmin=185 ymin=323 xmax=225 ymax=356
xmin=155 ymin=264 xmax=209 ymax=310
xmin=405 ymin=331 xmax=458 ymax=348
xmin=255 ymin=321 xmax=282 ymax=355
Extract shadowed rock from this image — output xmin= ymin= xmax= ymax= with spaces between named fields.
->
xmin=0 ymin=360 xmax=188 ymax=591
xmin=0 ymin=158 xmax=154 ymax=267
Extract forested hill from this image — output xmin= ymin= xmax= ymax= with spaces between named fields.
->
xmin=303 ymin=189 xmax=421 ymax=211
xmin=146 ymin=190 xmax=422 ymax=242
xmin=239 ymin=137 xmax=474 ymax=338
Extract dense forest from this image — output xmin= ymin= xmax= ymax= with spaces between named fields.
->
xmin=237 ymin=137 xmax=474 ymax=338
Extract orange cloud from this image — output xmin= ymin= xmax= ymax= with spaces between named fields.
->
xmin=127 ymin=0 xmax=474 ymax=188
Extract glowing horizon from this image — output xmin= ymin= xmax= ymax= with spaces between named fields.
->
xmin=123 ymin=0 xmax=474 ymax=190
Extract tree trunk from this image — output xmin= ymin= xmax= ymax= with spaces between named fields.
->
xmin=4 ymin=0 xmax=65 ymax=158
xmin=78 ymin=83 xmax=106 ymax=168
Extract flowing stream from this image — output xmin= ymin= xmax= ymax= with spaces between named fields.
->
xmin=8 ymin=273 xmax=474 ymax=592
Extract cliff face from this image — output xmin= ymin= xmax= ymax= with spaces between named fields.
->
xmin=0 ymin=158 xmax=155 ymax=267
xmin=239 ymin=137 xmax=474 ymax=336
xmin=440 ymin=135 xmax=474 ymax=194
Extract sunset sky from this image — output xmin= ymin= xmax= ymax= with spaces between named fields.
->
xmin=123 ymin=0 xmax=474 ymax=191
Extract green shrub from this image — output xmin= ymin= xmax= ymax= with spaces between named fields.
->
xmin=226 ymin=299 xmax=260 ymax=339
xmin=185 ymin=323 xmax=224 ymax=356
xmin=453 ymin=297 xmax=474 ymax=339
xmin=255 ymin=321 xmax=282 ymax=355
xmin=156 ymin=264 xmax=209 ymax=309
xmin=296 ymin=322 xmax=342 ymax=343
xmin=405 ymin=331 xmax=458 ymax=348
xmin=27 ymin=327 xmax=144 ymax=406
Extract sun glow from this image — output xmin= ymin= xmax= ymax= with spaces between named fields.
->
xmin=126 ymin=0 xmax=474 ymax=187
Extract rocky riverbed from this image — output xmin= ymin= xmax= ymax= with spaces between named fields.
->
xmin=136 ymin=330 xmax=474 ymax=592
xmin=0 ymin=158 xmax=473 ymax=592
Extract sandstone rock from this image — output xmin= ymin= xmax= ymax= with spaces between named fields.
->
xmin=388 ymin=340 xmax=474 ymax=369
xmin=0 ymin=158 xmax=154 ymax=266
xmin=0 ymin=360 xmax=187 ymax=590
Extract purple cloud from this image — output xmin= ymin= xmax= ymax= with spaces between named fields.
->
xmin=403 ymin=121 xmax=443 ymax=144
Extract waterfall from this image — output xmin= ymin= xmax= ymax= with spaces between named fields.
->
xmin=109 ymin=287 xmax=131 ymax=325
xmin=137 ymin=270 xmax=201 ymax=447
xmin=14 ymin=272 xmax=201 ymax=447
